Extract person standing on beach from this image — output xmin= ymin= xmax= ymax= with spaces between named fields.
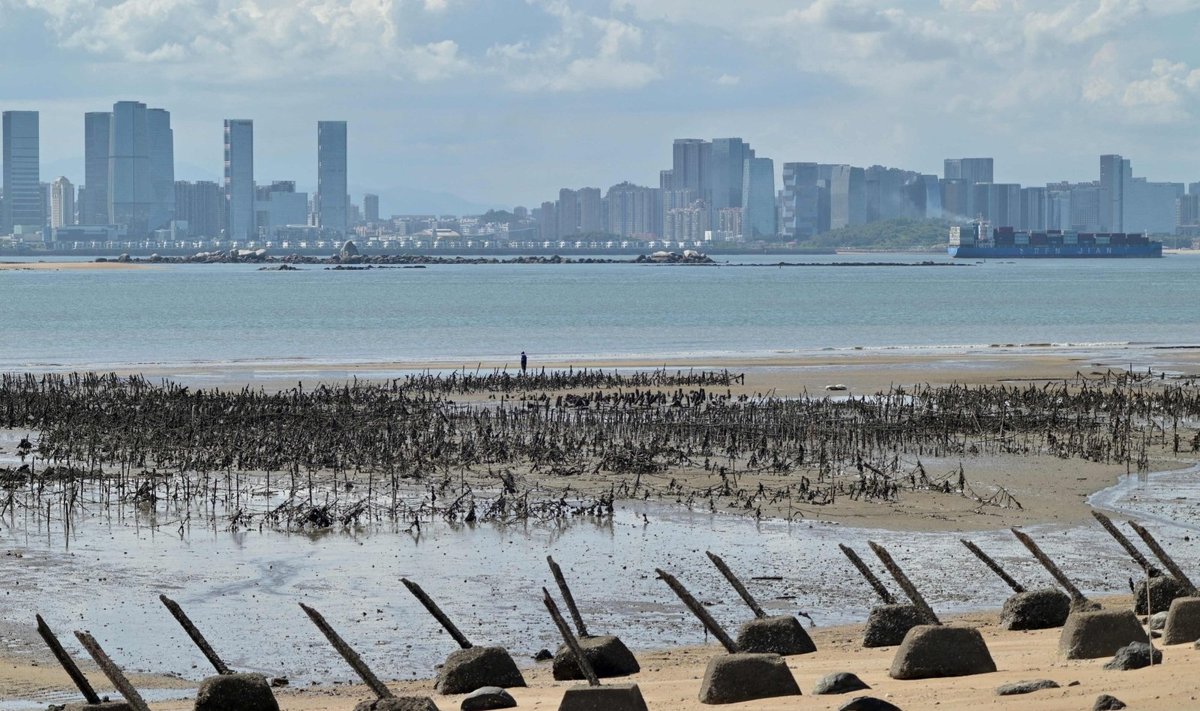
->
xmin=520 ymin=351 xmax=528 ymax=374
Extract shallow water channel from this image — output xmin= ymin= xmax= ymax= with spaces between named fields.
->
xmin=1 ymin=465 xmax=1198 ymax=708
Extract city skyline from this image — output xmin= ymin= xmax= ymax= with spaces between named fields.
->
xmin=1 ymin=1 xmax=1197 ymax=210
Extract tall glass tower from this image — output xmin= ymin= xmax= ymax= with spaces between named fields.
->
xmin=224 ymin=119 xmax=255 ymax=240
xmin=317 ymin=121 xmax=348 ymax=235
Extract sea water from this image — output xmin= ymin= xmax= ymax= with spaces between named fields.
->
xmin=0 ymin=252 xmax=1198 ymax=373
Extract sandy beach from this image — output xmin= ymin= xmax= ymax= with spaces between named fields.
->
xmin=2 ymin=354 xmax=1198 ymax=709
xmin=4 ymin=597 xmax=1196 ymax=710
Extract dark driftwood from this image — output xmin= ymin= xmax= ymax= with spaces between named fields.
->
xmin=1010 ymin=528 xmax=1089 ymax=603
xmin=401 ymin=578 xmax=473 ymax=649
xmin=547 ymin=556 xmax=590 ymax=638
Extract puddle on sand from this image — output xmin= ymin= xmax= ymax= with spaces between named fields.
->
xmin=1 ymin=469 xmax=1199 ymax=699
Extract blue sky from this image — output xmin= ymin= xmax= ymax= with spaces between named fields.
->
xmin=1 ymin=0 xmax=1198 ymax=213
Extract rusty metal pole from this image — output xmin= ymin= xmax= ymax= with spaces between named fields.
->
xmin=1127 ymin=521 xmax=1198 ymax=593
xmin=400 ymin=578 xmax=473 ymax=649
xmin=73 ymin=631 xmax=152 ymax=711
xmin=867 ymin=541 xmax=941 ymax=625
xmin=706 ymin=551 xmax=767 ymax=619
xmin=543 ymin=588 xmax=600 ymax=687
xmin=299 ymin=603 xmax=394 ymax=700
xmin=655 ymin=569 xmax=739 ymax=653
xmin=547 ymin=556 xmax=590 ymax=638
xmin=959 ymin=539 xmax=1025 ymax=594
xmin=159 ymin=595 xmax=232 ymax=675
xmin=839 ymin=544 xmax=897 ymax=605
xmin=35 ymin=615 xmax=100 ymax=704
xmin=1010 ymin=528 xmax=1090 ymax=604
xmin=1092 ymin=511 xmax=1162 ymax=577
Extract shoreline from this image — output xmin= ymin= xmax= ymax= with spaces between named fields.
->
xmin=5 ymin=595 xmax=1198 ymax=711
xmin=11 ymin=344 xmax=1200 ymax=395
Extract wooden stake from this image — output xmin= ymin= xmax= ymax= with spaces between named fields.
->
xmin=706 ymin=551 xmax=767 ymax=619
xmin=655 ymin=569 xmax=739 ymax=653
xmin=1127 ymin=521 xmax=1198 ymax=593
xmin=867 ymin=541 xmax=940 ymax=624
xmin=1010 ymin=528 xmax=1089 ymax=603
xmin=543 ymin=588 xmax=600 ymax=687
xmin=299 ymin=603 xmax=394 ymax=700
xmin=73 ymin=631 xmax=152 ymax=711
xmin=838 ymin=544 xmax=897 ymax=605
xmin=401 ymin=578 xmax=473 ymax=649
xmin=547 ymin=555 xmax=590 ymax=638
xmin=35 ymin=615 xmax=100 ymax=704
xmin=1092 ymin=511 xmax=1162 ymax=577
xmin=959 ymin=539 xmax=1025 ymax=593
xmin=159 ymin=595 xmax=232 ymax=675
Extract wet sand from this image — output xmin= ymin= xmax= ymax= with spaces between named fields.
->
xmin=5 ymin=598 xmax=1196 ymax=710
xmin=125 ymin=346 xmax=1200 ymax=397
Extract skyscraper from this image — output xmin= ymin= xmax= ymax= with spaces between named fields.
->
xmin=943 ymin=158 xmax=993 ymax=218
xmin=709 ymin=138 xmax=750 ymax=222
xmin=363 ymin=193 xmax=379 ymax=223
xmin=2 ymin=111 xmax=42 ymax=233
xmin=556 ymin=188 xmax=579 ymax=238
xmin=50 ymin=177 xmax=74 ymax=228
xmin=109 ymin=101 xmax=152 ymax=235
xmin=578 ymin=187 xmax=602 ymax=233
xmin=224 ymin=119 xmax=255 ymax=240
xmin=175 ymin=180 xmax=223 ymax=238
xmin=741 ymin=156 xmax=776 ymax=239
xmin=671 ymin=139 xmax=710 ymax=200
xmin=827 ymin=165 xmax=865 ymax=229
xmin=316 ymin=121 xmax=348 ymax=235
xmin=83 ymin=112 xmax=111 ymax=225
xmin=1099 ymin=153 xmax=1128 ymax=232
xmin=147 ymin=108 xmax=175 ymax=232
xmin=780 ymin=162 xmax=820 ymax=239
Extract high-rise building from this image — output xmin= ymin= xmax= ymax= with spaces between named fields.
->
xmin=578 ymin=187 xmax=602 ymax=233
xmin=556 ymin=188 xmax=579 ymax=238
xmin=83 ymin=112 xmax=111 ymax=225
xmin=538 ymin=201 xmax=557 ymax=241
xmin=1020 ymin=187 xmax=1047 ymax=231
xmin=363 ymin=193 xmax=379 ymax=223
xmin=709 ymin=138 xmax=750 ymax=222
xmin=1124 ymin=177 xmax=1183 ymax=234
xmin=147 ymin=108 xmax=175 ymax=232
xmin=780 ymin=162 xmax=821 ymax=239
xmin=174 ymin=180 xmax=223 ymax=238
xmin=50 ymin=177 xmax=74 ymax=228
xmin=943 ymin=158 xmax=993 ymax=185
xmin=671 ymin=139 xmax=710 ymax=200
xmin=224 ymin=119 xmax=255 ymax=240
xmin=1099 ymin=154 xmax=1128 ymax=232
xmin=254 ymin=181 xmax=309 ymax=237
xmin=827 ymin=165 xmax=865 ymax=229
xmin=2 ymin=111 xmax=42 ymax=233
xmin=109 ymin=101 xmax=152 ymax=235
xmin=940 ymin=178 xmax=969 ymax=218
xmin=658 ymin=169 xmax=674 ymax=191
xmin=316 ymin=121 xmax=348 ymax=234
xmin=741 ymin=156 xmax=776 ymax=239
xmin=943 ymin=158 xmax=993 ymax=217
xmin=604 ymin=182 xmax=660 ymax=238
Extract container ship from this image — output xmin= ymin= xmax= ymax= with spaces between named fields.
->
xmin=948 ymin=222 xmax=1162 ymax=258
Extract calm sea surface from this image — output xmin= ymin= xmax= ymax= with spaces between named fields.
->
xmin=2 ymin=252 xmax=1198 ymax=372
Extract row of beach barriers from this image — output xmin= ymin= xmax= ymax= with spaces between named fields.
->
xmin=38 ymin=511 xmax=1200 ymax=711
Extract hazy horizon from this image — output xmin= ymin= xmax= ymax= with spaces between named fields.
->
xmin=3 ymin=0 xmax=1199 ymax=214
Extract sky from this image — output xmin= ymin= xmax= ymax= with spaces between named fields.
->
xmin=1 ymin=0 xmax=1199 ymax=213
